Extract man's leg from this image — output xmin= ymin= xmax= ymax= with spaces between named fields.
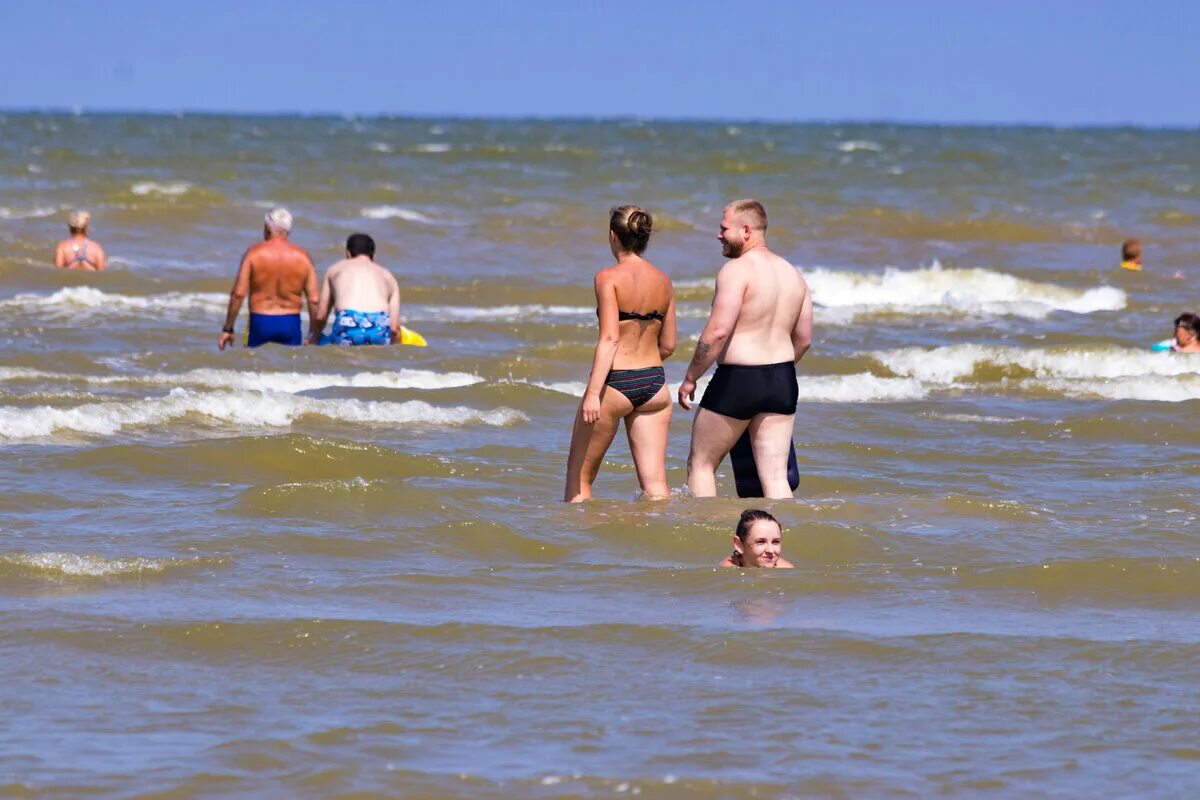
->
xmin=748 ymin=413 xmax=796 ymax=499
xmin=687 ymin=407 xmax=749 ymax=497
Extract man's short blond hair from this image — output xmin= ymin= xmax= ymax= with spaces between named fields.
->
xmin=726 ymin=199 xmax=767 ymax=231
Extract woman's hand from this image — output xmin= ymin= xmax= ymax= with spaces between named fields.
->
xmin=581 ymin=391 xmax=602 ymax=424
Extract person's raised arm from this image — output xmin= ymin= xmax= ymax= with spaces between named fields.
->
xmin=678 ymin=266 xmax=745 ymax=410
xmin=303 ymin=257 xmax=320 ymax=344
xmin=791 ymin=283 xmax=813 ymax=362
xmin=219 ymin=249 xmax=252 ymax=351
xmin=581 ymin=272 xmax=620 ymax=424
xmin=658 ymin=288 xmax=677 ymax=361
xmin=309 ymin=267 xmax=333 ymax=344
xmin=387 ymin=272 xmax=402 ymax=344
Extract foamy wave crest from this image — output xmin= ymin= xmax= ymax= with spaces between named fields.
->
xmin=0 ymin=389 xmax=525 ymax=440
xmin=414 ymin=143 xmax=452 ymax=153
xmin=414 ymin=304 xmax=593 ymax=322
xmin=361 ymin=206 xmax=437 ymax=223
xmin=0 ymin=287 xmax=226 ymax=314
xmin=809 ymin=264 xmax=1125 ymax=320
xmin=837 ymin=140 xmax=883 ymax=152
xmin=1032 ymin=375 xmax=1200 ymax=403
xmin=0 ymin=367 xmax=483 ymax=392
xmin=0 ymin=551 xmax=209 ymax=577
xmin=0 ymin=205 xmax=58 ymax=220
xmin=131 ymin=181 xmax=191 ymax=196
xmin=876 ymin=344 xmax=1200 ymax=384
xmin=795 ymin=373 xmax=930 ymax=402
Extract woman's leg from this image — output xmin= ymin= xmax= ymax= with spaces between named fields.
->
xmin=624 ymin=385 xmax=673 ymax=499
xmin=564 ymin=387 xmax=633 ymax=502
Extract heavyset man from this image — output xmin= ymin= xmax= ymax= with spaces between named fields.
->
xmin=678 ymin=199 xmax=813 ymax=498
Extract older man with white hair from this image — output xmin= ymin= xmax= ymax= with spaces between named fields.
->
xmin=219 ymin=208 xmax=319 ymax=349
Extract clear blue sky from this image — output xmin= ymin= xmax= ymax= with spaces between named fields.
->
xmin=2 ymin=0 xmax=1197 ymax=126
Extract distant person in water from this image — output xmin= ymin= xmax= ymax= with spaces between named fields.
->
xmin=719 ymin=509 xmax=795 ymax=569
xmin=219 ymin=208 xmax=319 ymax=350
xmin=309 ymin=233 xmax=402 ymax=345
xmin=1172 ymin=312 xmax=1200 ymax=353
xmin=679 ymin=199 xmax=813 ymax=499
xmin=1120 ymin=239 xmax=1142 ymax=272
xmin=564 ymin=205 xmax=676 ymax=502
xmin=53 ymin=210 xmax=106 ymax=271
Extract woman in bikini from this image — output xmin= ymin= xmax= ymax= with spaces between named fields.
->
xmin=564 ymin=205 xmax=677 ymax=502
xmin=53 ymin=210 xmax=107 ymax=271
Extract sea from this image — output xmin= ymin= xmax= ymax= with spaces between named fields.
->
xmin=1 ymin=113 xmax=1198 ymax=798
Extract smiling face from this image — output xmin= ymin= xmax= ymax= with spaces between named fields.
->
xmin=1176 ymin=322 xmax=1198 ymax=348
xmin=734 ymin=518 xmax=784 ymax=567
xmin=718 ymin=209 xmax=748 ymax=258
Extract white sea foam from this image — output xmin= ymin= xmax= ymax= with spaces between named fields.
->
xmin=837 ymin=140 xmax=883 ymax=152
xmin=414 ymin=143 xmax=453 ymax=153
xmin=0 ymin=389 xmax=526 ymax=441
xmin=1029 ymin=375 xmax=1200 ymax=403
xmin=360 ymin=205 xmax=437 ymax=223
xmin=130 ymin=181 xmax=191 ymax=196
xmin=808 ymin=264 xmax=1125 ymax=321
xmin=0 ymin=205 xmax=57 ymax=220
xmin=369 ymin=142 xmax=393 ymax=153
xmin=796 ymin=373 xmax=930 ymax=402
xmin=0 ymin=367 xmax=482 ymax=392
xmin=876 ymin=344 xmax=1200 ymax=384
xmin=0 ymin=287 xmax=226 ymax=314
xmin=415 ymin=304 xmax=593 ymax=322
xmin=0 ymin=551 xmax=186 ymax=577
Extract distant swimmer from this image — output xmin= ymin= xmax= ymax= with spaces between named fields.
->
xmin=719 ymin=509 xmax=795 ymax=569
xmin=1172 ymin=312 xmax=1200 ymax=353
xmin=678 ymin=200 xmax=812 ymax=499
xmin=309 ymin=233 xmax=402 ymax=345
xmin=1120 ymin=238 xmax=1142 ymax=272
xmin=53 ymin=210 xmax=106 ymax=271
xmin=564 ymin=205 xmax=677 ymax=503
xmin=219 ymin=208 xmax=318 ymax=350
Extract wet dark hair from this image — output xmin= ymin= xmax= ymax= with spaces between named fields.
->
xmin=735 ymin=509 xmax=781 ymax=542
xmin=1175 ymin=312 xmax=1200 ymax=335
xmin=346 ymin=233 xmax=375 ymax=259
xmin=1122 ymin=238 xmax=1141 ymax=262
xmin=610 ymin=205 xmax=653 ymax=254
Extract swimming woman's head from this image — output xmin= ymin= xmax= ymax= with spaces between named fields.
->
xmin=1175 ymin=312 xmax=1200 ymax=344
xmin=732 ymin=509 xmax=784 ymax=568
xmin=67 ymin=209 xmax=90 ymax=235
xmin=610 ymin=205 xmax=653 ymax=255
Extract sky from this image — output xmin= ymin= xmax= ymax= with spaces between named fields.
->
xmin=2 ymin=0 xmax=1198 ymax=126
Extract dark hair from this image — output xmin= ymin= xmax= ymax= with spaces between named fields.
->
xmin=735 ymin=509 xmax=781 ymax=542
xmin=610 ymin=205 xmax=653 ymax=254
xmin=1175 ymin=312 xmax=1200 ymax=335
xmin=346 ymin=233 xmax=375 ymax=259
xmin=1122 ymin=238 xmax=1141 ymax=262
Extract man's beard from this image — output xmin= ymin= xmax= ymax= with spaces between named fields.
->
xmin=722 ymin=239 xmax=743 ymax=258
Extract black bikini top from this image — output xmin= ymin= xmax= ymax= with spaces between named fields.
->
xmin=616 ymin=309 xmax=665 ymax=322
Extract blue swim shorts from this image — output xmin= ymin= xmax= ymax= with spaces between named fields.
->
xmin=329 ymin=309 xmax=392 ymax=346
xmin=247 ymin=312 xmax=303 ymax=347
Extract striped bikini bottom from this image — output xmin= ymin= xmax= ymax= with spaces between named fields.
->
xmin=605 ymin=365 xmax=666 ymax=409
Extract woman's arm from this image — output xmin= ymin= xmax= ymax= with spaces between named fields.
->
xmin=658 ymin=288 xmax=677 ymax=361
xmin=581 ymin=271 xmax=620 ymax=424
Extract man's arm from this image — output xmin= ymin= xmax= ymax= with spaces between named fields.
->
xmin=678 ymin=266 xmax=746 ymax=410
xmin=791 ymin=285 xmax=813 ymax=362
xmin=218 ymin=250 xmax=252 ymax=351
xmin=387 ymin=272 xmax=402 ymax=344
xmin=303 ymin=258 xmax=320 ymax=343
xmin=309 ymin=267 xmax=333 ymax=343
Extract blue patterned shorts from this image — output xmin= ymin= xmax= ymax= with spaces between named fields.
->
xmin=330 ymin=309 xmax=392 ymax=346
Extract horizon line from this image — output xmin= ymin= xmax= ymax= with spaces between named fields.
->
xmin=1 ymin=105 xmax=1196 ymax=133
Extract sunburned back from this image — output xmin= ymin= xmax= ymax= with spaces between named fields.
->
xmin=247 ymin=240 xmax=313 ymax=313
xmin=610 ymin=259 xmax=674 ymax=370
xmin=722 ymin=250 xmax=807 ymax=365
xmin=328 ymin=259 xmax=394 ymax=313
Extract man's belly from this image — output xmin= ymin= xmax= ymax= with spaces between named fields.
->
xmin=719 ymin=334 xmax=795 ymax=366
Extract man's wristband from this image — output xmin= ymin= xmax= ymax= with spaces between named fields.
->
xmin=222 ymin=325 xmax=235 ymax=334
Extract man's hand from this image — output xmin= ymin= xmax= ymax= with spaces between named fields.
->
xmin=678 ymin=377 xmax=697 ymax=410
xmin=581 ymin=391 xmax=601 ymax=424
xmin=218 ymin=332 xmax=234 ymax=351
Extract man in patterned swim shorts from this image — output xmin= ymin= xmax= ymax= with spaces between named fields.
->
xmin=309 ymin=233 xmax=402 ymax=346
